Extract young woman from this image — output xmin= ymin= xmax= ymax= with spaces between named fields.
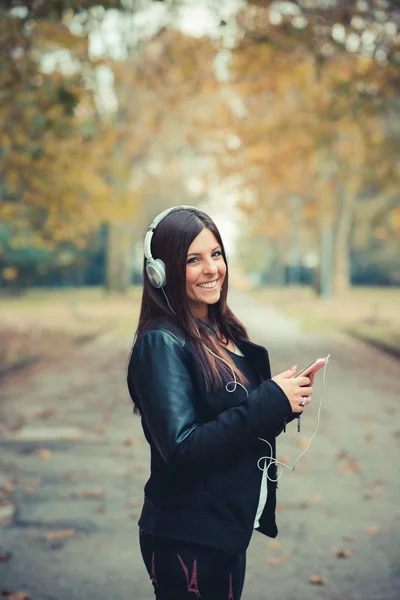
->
xmin=127 ymin=206 xmax=312 ymax=600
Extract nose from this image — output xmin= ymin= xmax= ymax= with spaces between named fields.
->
xmin=203 ymin=257 xmax=218 ymax=276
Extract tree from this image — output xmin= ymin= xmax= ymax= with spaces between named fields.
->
xmin=85 ymin=23 xmax=219 ymax=292
xmin=0 ymin=2 xmax=119 ymax=288
xmin=217 ymin=1 xmax=400 ymax=294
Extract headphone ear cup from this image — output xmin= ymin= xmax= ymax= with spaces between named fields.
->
xmin=146 ymin=258 xmax=166 ymax=288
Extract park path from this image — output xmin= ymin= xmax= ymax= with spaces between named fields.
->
xmin=0 ymin=290 xmax=399 ymax=600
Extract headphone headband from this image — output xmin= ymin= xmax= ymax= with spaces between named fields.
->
xmin=144 ymin=205 xmax=198 ymax=260
xmin=144 ymin=205 xmax=199 ymax=288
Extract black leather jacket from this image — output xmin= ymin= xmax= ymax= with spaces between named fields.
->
xmin=127 ymin=320 xmax=295 ymax=555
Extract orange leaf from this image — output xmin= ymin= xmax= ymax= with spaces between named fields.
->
xmin=43 ymin=529 xmax=76 ymax=541
xmin=265 ymin=556 xmax=289 ymax=565
xmin=366 ymin=526 xmax=380 ymax=535
xmin=308 ymin=575 xmax=328 ymax=585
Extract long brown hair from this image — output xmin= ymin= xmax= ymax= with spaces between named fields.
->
xmin=132 ymin=207 xmax=249 ymax=413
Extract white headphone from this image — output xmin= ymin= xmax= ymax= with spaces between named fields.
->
xmin=144 ymin=205 xmax=199 ymax=288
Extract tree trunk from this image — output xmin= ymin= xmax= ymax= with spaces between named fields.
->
xmin=332 ymin=190 xmax=356 ymax=295
xmin=105 ymin=221 xmax=136 ymax=293
xmin=316 ymin=219 xmax=334 ymax=298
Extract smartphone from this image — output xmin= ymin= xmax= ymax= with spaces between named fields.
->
xmin=295 ymin=358 xmax=327 ymax=379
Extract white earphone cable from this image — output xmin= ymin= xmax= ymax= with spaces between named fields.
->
xmin=164 ymin=289 xmax=330 ymax=483
xmin=257 ymin=354 xmax=330 ymax=481
xmin=202 ymin=343 xmax=250 ymax=398
xmin=204 ymin=342 xmax=330 ymax=483
xmin=162 ymin=288 xmax=176 ymax=315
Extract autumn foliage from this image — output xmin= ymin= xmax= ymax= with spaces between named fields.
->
xmin=0 ymin=1 xmax=399 ymax=292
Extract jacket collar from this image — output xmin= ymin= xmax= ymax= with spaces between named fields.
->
xmin=237 ymin=338 xmax=271 ymax=381
xmin=197 ymin=319 xmax=271 ymax=381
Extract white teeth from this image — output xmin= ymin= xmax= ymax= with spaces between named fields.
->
xmin=198 ymin=280 xmax=217 ymax=289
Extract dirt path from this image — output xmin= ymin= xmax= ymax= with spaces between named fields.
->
xmin=0 ymin=291 xmax=399 ymax=600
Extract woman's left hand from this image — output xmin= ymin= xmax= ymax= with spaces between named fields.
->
xmin=273 ymin=365 xmax=314 ymax=403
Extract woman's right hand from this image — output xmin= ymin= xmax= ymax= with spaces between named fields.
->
xmin=271 ymin=372 xmax=313 ymax=413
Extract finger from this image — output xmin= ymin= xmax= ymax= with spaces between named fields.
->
xmin=299 ymin=396 xmax=311 ymax=407
xmin=297 ymin=376 xmax=311 ymax=387
xmin=309 ymin=374 xmax=315 ymax=385
xmin=298 ymin=386 xmax=313 ymax=396
xmin=277 ymin=367 xmax=297 ymax=379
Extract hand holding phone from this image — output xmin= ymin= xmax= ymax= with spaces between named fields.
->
xmin=295 ymin=358 xmax=328 ymax=381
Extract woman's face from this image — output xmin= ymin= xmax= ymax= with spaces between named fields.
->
xmin=185 ymin=227 xmax=226 ymax=319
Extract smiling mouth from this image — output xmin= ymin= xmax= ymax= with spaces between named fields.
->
xmin=197 ymin=279 xmax=218 ymax=289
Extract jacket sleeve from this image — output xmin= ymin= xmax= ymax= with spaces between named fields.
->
xmin=129 ymin=329 xmax=292 ymax=470
xmin=275 ymin=411 xmax=301 ymax=437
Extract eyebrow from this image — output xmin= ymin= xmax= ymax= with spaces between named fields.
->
xmin=187 ymin=245 xmax=221 ymax=258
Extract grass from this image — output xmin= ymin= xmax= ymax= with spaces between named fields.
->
xmin=1 ymin=284 xmax=399 ymax=374
xmin=252 ymin=285 xmax=400 ymax=356
xmin=0 ymin=286 xmax=142 ymax=373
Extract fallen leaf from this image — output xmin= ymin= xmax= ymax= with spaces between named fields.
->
xmin=128 ymin=496 xmax=141 ymax=506
xmin=336 ymin=450 xmax=348 ymax=460
xmin=267 ymin=540 xmax=281 ymax=550
xmin=276 ymin=504 xmax=287 ymax=512
xmin=63 ymin=473 xmax=76 ymax=482
xmin=300 ymin=501 xmax=310 ymax=509
xmin=333 ymin=548 xmax=353 ymax=558
xmin=95 ymin=505 xmax=106 ymax=513
xmin=0 ymin=482 xmax=13 ymax=494
xmin=0 ymin=553 xmax=12 ymax=562
xmin=265 ymin=555 xmax=289 ymax=565
xmin=113 ymin=445 xmax=125 ymax=454
xmin=366 ymin=526 xmax=380 ymax=535
xmin=35 ymin=448 xmax=52 ymax=460
xmin=1 ymin=591 xmax=30 ymax=600
xmin=357 ymin=413 xmax=375 ymax=422
xmin=339 ymin=458 xmax=361 ymax=475
xmin=43 ymin=529 xmax=76 ymax=541
xmin=123 ymin=437 xmax=138 ymax=446
xmin=343 ymin=535 xmax=357 ymax=542
xmin=308 ymin=575 xmax=328 ymax=585
xmin=371 ymin=481 xmax=384 ymax=492
xmin=81 ymin=489 xmax=105 ymax=499
xmin=363 ymin=491 xmax=373 ymax=501
xmin=296 ymin=436 xmax=310 ymax=448
xmin=39 ymin=409 xmax=56 ymax=420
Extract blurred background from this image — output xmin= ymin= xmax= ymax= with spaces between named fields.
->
xmin=1 ymin=0 xmax=399 ymax=367
xmin=0 ymin=1 xmax=400 ymax=599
